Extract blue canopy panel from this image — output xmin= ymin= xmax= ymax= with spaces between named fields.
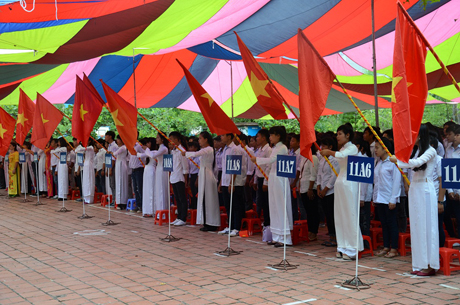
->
xmin=0 ymin=19 xmax=87 ymax=34
xmin=153 ymin=55 xmax=219 ymax=108
xmin=65 ymin=54 xmax=142 ymax=104
xmin=188 ymin=41 xmax=241 ymax=60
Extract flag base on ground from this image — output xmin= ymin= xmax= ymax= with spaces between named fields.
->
xmin=269 ymin=259 xmax=298 ymax=271
xmin=78 ymin=214 xmax=94 ymax=219
xmin=340 ymin=276 xmax=371 ymax=290
xmin=102 ymin=220 xmax=119 ymax=226
xmin=160 ymin=235 xmax=181 ymax=242
xmin=33 ymin=202 xmax=45 ymax=206
xmin=216 ymin=247 xmax=241 ymax=257
xmin=57 ymin=207 xmax=72 ymax=212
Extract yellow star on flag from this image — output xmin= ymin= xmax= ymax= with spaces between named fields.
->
xmin=201 ymin=93 xmax=214 ymax=107
xmin=0 ymin=123 xmax=7 ymax=139
xmin=111 ymin=109 xmax=124 ymax=126
xmin=41 ymin=113 xmax=49 ymax=124
xmin=80 ymin=104 xmax=88 ymax=121
xmin=391 ymin=76 xmax=412 ymax=103
xmin=17 ymin=112 xmax=28 ymax=126
xmin=249 ymin=71 xmax=270 ymax=98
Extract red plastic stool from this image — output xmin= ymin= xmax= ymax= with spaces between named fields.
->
xmin=70 ymin=190 xmax=81 ymax=200
xmin=101 ymin=195 xmax=112 ymax=207
xmin=186 ymin=209 xmax=197 ymax=225
xmin=439 ymin=247 xmax=460 ymax=276
xmin=445 ymin=237 xmax=460 ymax=248
xmin=220 ymin=206 xmax=226 ymax=214
xmin=240 ymin=218 xmax=262 ymax=236
xmin=294 ymin=220 xmax=309 ymax=242
xmin=370 ymin=220 xmax=381 ymax=228
xmin=94 ymin=192 xmax=103 ymax=203
xmin=291 ymin=227 xmax=301 ymax=246
xmin=370 ymin=227 xmax=383 ymax=249
xmin=220 ymin=213 xmax=228 ymax=230
xmin=358 ymin=235 xmax=374 ymax=259
xmin=253 ymin=203 xmax=257 ymax=211
xmin=154 ymin=210 xmax=170 ymax=226
xmin=398 ymin=233 xmax=411 ymax=256
xmin=245 ymin=210 xmax=258 ymax=219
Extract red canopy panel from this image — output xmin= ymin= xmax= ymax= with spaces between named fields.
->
xmin=118 ymin=49 xmax=197 ymax=108
xmin=0 ymin=0 xmax=163 ymax=23
xmin=258 ymin=0 xmax=417 ymax=59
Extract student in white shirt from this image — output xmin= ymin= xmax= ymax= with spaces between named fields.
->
xmin=169 ymin=132 xmax=189 ymax=226
xmin=445 ymin=127 xmax=460 ymax=243
xmin=430 ymin=136 xmax=446 ymax=248
xmin=95 ymin=140 xmax=106 ymax=194
xmin=214 ymin=137 xmax=225 ymax=208
xmin=288 ymin=134 xmax=303 ymax=221
xmin=355 ymin=139 xmax=373 ymax=247
xmin=105 ymin=131 xmax=118 ymax=205
xmin=316 ymin=137 xmax=339 ymax=247
xmin=373 ymin=138 xmax=401 ymax=258
xmin=55 ymin=138 xmax=69 ymax=200
xmin=113 ymin=135 xmax=129 ymax=210
xmin=187 ymin=141 xmax=200 ymax=209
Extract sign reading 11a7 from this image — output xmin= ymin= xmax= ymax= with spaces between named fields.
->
xmin=442 ymin=159 xmax=460 ymax=189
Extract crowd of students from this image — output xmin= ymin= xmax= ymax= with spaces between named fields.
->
xmin=1 ymin=120 xmax=458 ymax=276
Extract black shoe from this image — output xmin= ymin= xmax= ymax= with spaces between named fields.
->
xmin=76 ymin=198 xmax=83 ymax=202
xmin=200 ymin=227 xmax=208 ymax=231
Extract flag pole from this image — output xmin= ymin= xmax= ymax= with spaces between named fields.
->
xmin=266 ymin=79 xmax=338 ymax=177
xmin=371 ymin=0 xmax=379 ymax=127
xmin=136 ymin=111 xmax=201 ymax=170
xmin=234 ymin=134 xmax=269 ymax=181
xmin=333 ymin=76 xmax=410 ymax=185
xmin=397 ymin=2 xmax=460 ymax=95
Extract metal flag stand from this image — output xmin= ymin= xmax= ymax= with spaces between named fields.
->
xmin=160 ymin=155 xmax=181 ymax=242
xmin=216 ymin=175 xmax=241 ymax=256
xmin=102 ymin=153 xmax=118 ymax=226
xmin=269 ymin=155 xmax=298 ymax=270
xmin=21 ymin=153 xmax=31 ymax=203
xmin=56 ymin=151 xmax=71 ymax=212
xmin=78 ymin=169 xmax=93 ymax=220
xmin=33 ymin=153 xmax=44 ymax=206
xmin=57 ymin=196 xmax=72 ymax=212
xmin=340 ymin=183 xmax=370 ymax=290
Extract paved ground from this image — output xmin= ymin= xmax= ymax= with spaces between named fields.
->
xmin=1 ymin=194 xmax=460 ymax=305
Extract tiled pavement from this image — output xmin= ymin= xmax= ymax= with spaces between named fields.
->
xmin=1 ymin=193 xmax=459 ymax=305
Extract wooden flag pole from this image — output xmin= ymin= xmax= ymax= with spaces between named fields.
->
xmin=397 ymin=2 xmax=460 ymax=95
xmin=55 ymin=128 xmax=74 ymax=150
xmin=333 ymin=77 xmax=410 ymax=185
xmin=137 ymin=111 xmax=200 ymax=170
xmin=234 ymin=134 xmax=269 ymax=181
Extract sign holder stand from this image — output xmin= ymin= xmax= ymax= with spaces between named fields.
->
xmin=21 ymin=154 xmax=31 ymax=203
xmin=33 ymin=155 xmax=44 ymax=206
xmin=57 ymin=196 xmax=71 ymax=212
xmin=102 ymin=154 xmax=118 ymax=226
xmin=217 ymin=175 xmax=241 ymax=256
xmin=160 ymin=172 xmax=181 ymax=242
xmin=57 ymin=152 xmax=71 ymax=212
xmin=269 ymin=178 xmax=297 ymax=270
xmin=78 ymin=168 xmax=93 ymax=219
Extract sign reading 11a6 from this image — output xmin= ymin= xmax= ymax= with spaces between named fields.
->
xmin=347 ymin=155 xmax=374 ymax=184
xmin=442 ymin=159 xmax=460 ymax=189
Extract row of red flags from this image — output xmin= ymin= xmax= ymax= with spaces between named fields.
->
xmin=179 ymin=2 xmax=428 ymax=163
xmin=0 ymin=3 xmax=428 ymax=163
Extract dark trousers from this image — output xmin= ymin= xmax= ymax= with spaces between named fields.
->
xmin=301 ymin=190 xmax=319 ymax=234
xmin=95 ymin=170 xmax=105 ymax=194
xmin=360 ymin=201 xmax=371 ymax=237
xmin=222 ymin=185 xmax=231 ymax=218
xmin=75 ymin=171 xmax=82 ymax=192
xmin=217 ymin=171 xmax=224 ymax=206
xmin=131 ymin=168 xmax=144 ymax=209
xmin=321 ymin=193 xmax=335 ymax=238
xmin=0 ymin=165 xmax=5 ymax=189
xmin=244 ymin=175 xmax=254 ymax=211
xmin=231 ymin=186 xmax=246 ymax=231
xmin=397 ymin=196 xmax=408 ymax=233
xmin=439 ymin=201 xmax=446 ymax=247
xmin=257 ymin=177 xmax=270 ymax=226
xmin=376 ymin=203 xmax=399 ymax=249
xmin=291 ymin=190 xmax=299 ymax=221
xmin=444 ymin=196 xmax=460 ymax=238
xmin=52 ymin=166 xmax=58 ymax=196
xmin=189 ymin=174 xmax=198 ymax=209
xmin=173 ymin=181 xmax=187 ymax=221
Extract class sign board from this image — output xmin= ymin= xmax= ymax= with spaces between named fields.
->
xmin=277 ymin=155 xmax=297 ymax=179
xmin=33 ymin=152 xmax=38 ymax=163
xmin=442 ymin=159 xmax=460 ymax=189
xmin=226 ymin=155 xmax=242 ymax=175
xmin=105 ymin=153 xmax=112 ymax=168
xmin=19 ymin=152 xmax=26 ymax=164
xmin=77 ymin=153 xmax=84 ymax=167
xmin=347 ymin=155 xmax=374 ymax=184
xmin=60 ymin=152 xmax=67 ymax=164
xmin=163 ymin=154 xmax=173 ymax=172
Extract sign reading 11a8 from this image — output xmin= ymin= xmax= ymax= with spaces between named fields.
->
xmin=442 ymin=159 xmax=460 ymax=189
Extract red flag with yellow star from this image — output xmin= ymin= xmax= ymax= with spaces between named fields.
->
xmin=297 ymin=29 xmax=336 ymax=163
xmin=235 ymin=32 xmax=288 ymax=120
xmin=100 ymin=80 xmax=137 ymax=154
xmin=0 ymin=107 xmax=16 ymax=156
xmin=72 ymin=76 xmax=103 ymax=147
xmin=177 ymin=60 xmax=240 ymax=136
xmin=83 ymin=73 xmax=105 ymax=106
xmin=16 ymin=89 xmax=35 ymax=146
xmin=391 ymin=3 xmax=428 ymax=162
xmin=30 ymin=94 xmax=63 ymax=150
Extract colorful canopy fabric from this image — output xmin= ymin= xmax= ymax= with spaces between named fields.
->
xmin=1 ymin=0 xmax=459 ymax=118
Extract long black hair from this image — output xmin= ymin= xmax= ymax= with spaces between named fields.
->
xmin=413 ymin=124 xmax=429 ymax=172
xmin=157 ymin=131 xmax=170 ymax=152
xmin=269 ymin=126 xmax=287 ymax=145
